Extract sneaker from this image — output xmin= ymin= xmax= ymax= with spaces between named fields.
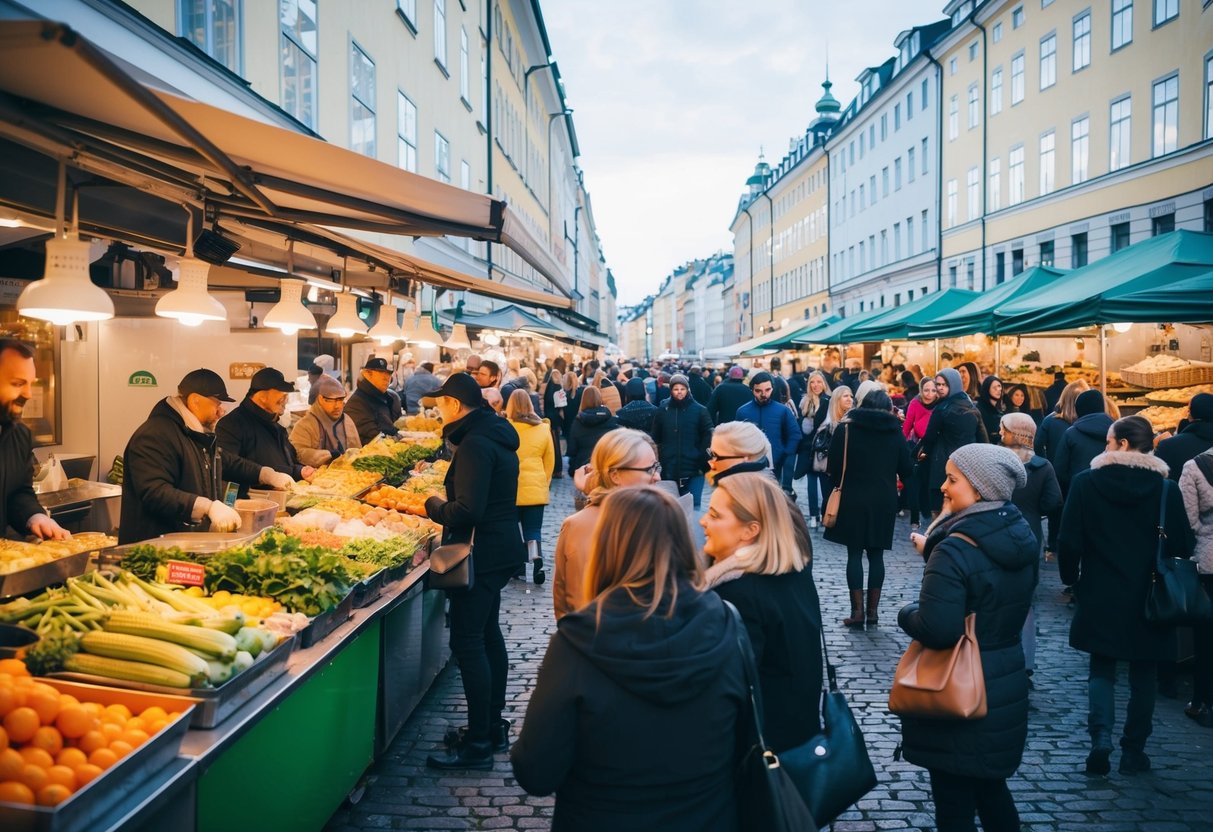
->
xmin=808 ymin=516 xmax=818 ymax=529
xmin=1119 ymin=750 xmax=1151 ymax=774
xmin=426 ymin=739 xmax=494 ymax=771
xmin=533 ymin=560 xmax=546 ymax=585
xmin=1084 ymin=749 xmax=1111 ymax=776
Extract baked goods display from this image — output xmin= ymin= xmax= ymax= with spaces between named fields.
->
xmin=1136 ymin=406 xmax=1185 ymax=433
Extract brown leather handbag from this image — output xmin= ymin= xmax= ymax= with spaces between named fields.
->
xmin=889 ymin=611 xmax=987 ymax=720
xmin=821 ymin=425 xmax=848 ymax=529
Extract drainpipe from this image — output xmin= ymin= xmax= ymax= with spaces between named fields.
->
xmin=485 ymin=8 xmax=494 ymax=285
xmin=925 ymin=49 xmax=943 ymax=293
xmin=761 ymin=190 xmax=775 ymax=327
xmin=975 ymin=17 xmax=988 ymax=291
xmin=824 ymin=144 xmax=831 ymax=315
xmin=742 ymin=204 xmax=756 ymax=337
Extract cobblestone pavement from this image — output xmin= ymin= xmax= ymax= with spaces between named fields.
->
xmin=327 ymin=474 xmax=1213 ymax=831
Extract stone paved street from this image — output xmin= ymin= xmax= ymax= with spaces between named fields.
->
xmin=327 ymin=474 xmax=1213 ymax=831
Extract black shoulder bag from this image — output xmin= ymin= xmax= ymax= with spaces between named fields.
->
xmin=427 ymin=530 xmax=474 ymax=591
xmin=1144 ymin=480 xmax=1212 ymax=626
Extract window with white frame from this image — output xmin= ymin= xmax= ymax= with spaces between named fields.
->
xmin=1040 ymin=34 xmax=1056 ymax=89
xmin=881 ymin=230 xmax=888 ymax=266
xmin=993 ymin=21 xmax=1003 ymax=42
xmin=881 ymin=114 xmax=888 ymax=140
xmin=1009 ymin=146 xmax=1025 ymax=205
xmin=921 ymin=137 xmax=929 ymax=175
xmin=907 ymin=90 xmax=914 ymax=119
xmin=1154 ymin=0 xmax=1178 ymax=26
xmin=1071 ymin=116 xmax=1089 ymax=183
xmin=950 ymin=57 xmax=958 ymax=76
xmin=434 ymin=131 xmax=450 ymax=182
xmin=1011 ymin=53 xmax=1025 ymax=104
xmin=1039 ymin=130 xmax=1055 ymax=195
xmin=280 ymin=0 xmax=317 ymax=130
xmin=859 ymin=184 xmax=865 ymax=210
xmin=1073 ymin=11 xmax=1091 ymax=71
xmin=397 ymin=0 xmax=416 ymax=29
xmin=180 ymin=0 xmax=242 ymax=73
xmin=967 ymin=167 xmax=980 ymax=219
xmin=894 ymin=157 xmax=903 ymax=190
xmin=947 ymin=179 xmax=958 ymax=227
xmin=907 ymin=215 xmax=915 ymax=254
xmin=1012 ymin=5 xmax=1025 ymax=27
xmin=1152 ymin=74 xmax=1178 ymax=157
xmin=969 ymin=41 xmax=979 ymax=61
xmin=1110 ymin=96 xmax=1131 ymax=170
xmin=397 ymin=91 xmax=417 ymax=171
xmin=1207 ymin=55 xmax=1213 ymax=140
xmin=894 ymin=103 xmax=901 ymax=131
xmin=989 ymin=157 xmax=1001 ymax=211
xmin=921 ymin=210 xmax=929 ymax=250
xmin=949 ymin=95 xmax=959 ymax=139
xmin=882 ymin=167 xmax=890 ymax=197
xmin=351 ymin=43 xmax=376 ymax=157
xmin=908 ymin=146 xmax=916 ymax=181
xmin=991 ymin=66 xmax=1003 ymax=114
xmin=1112 ymin=0 xmax=1132 ymax=50
xmin=968 ymin=84 xmax=979 ymax=128
xmin=921 ymin=78 xmax=929 ymax=108
xmin=894 ymin=223 xmax=902 ymax=260
xmin=433 ymin=0 xmax=447 ymax=67
xmin=870 ymin=175 xmax=877 ymax=206
xmin=459 ymin=27 xmax=469 ymax=102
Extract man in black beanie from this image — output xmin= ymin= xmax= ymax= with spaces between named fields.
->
xmin=1156 ymin=392 xmax=1213 ymax=481
xmin=1054 ymin=389 xmax=1114 ymax=491
xmin=614 ymin=377 xmax=659 ymax=437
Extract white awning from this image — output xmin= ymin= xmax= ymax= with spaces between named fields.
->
xmin=701 ymin=331 xmax=781 ymax=360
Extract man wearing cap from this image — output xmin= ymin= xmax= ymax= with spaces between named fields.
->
xmin=345 ymin=356 xmax=403 ymax=444
xmin=290 ymin=376 xmax=363 ymax=465
xmin=1155 ymin=393 xmax=1213 ymax=481
xmin=420 ymin=373 xmax=526 ymax=771
xmin=119 ymin=369 xmax=285 ymax=543
xmin=0 ymin=339 xmax=68 ymax=540
xmin=707 ymin=364 xmax=755 ymax=426
xmin=216 ymin=368 xmax=312 ymax=498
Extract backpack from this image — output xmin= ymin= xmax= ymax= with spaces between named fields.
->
xmin=1195 ymin=452 xmax=1213 ymax=488
xmin=811 ymin=424 xmax=834 ymax=473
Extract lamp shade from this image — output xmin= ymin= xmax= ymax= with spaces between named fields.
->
xmin=444 ymin=322 xmax=472 ymax=351
xmin=326 ymin=292 xmax=367 ymax=339
xmin=18 ymin=234 xmax=114 ymax=325
xmin=263 ymin=280 xmax=316 ymax=335
xmin=401 ymin=310 xmax=435 ymax=347
xmin=367 ymin=303 xmax=403 ymax=345
xmin=155 ymin=257 xmax=227 ymax=326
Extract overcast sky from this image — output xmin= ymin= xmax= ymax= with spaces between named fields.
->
xmin=543 ymin=0 xmax=948 ymax=307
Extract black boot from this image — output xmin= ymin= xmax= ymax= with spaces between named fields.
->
xmin=529 ymin=540 xmax=545 ymax=585
xmin=445 ymin=718 xmax=511 ymax=753
xmin=865 ymin=588 xmax=882 ymax=626
xmin=426 ymin=739 xmax=493 ymax=770
xmin=842 ymin=590 xmax=865 ymax=628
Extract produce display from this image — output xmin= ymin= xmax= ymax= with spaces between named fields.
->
xmin=1137 ymin=405 xmax=1185 ymax=432
xmin=281 ymin=499 xmax=440 ymax=539
xmin=1144 ymin=383 xmax=1213 ymax=404
xmin=1120 ymin=355 xmax=1213 ymax=388
xmin=362 ymin=460 xmax=448 ymax=516
xmin=347 ymin=435 xmax=444 ymax=486
xmin=0 ymin=658 xmax=185 ymax=806
xmin=1004 ymin=364 xmax=1120 ymax=389
xmin=289 ymin=466 xmax=381 ymax=498
xmin=397 ymin=413 xmax=442 ymax=432
xmin=1121 ymin=355 xmax=1211 ymax=373
xmin=0 ymin=533 xmax=117 ymax=575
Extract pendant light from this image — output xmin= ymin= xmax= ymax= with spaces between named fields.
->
xmin=401 ymin=309 xmax=435 ymax=348
xmin=366 ymin=288 xmax=403 ymax=345
xmin=263 ymin=241 xmax=318 ymax=335
xmin=444 ymin=322 xmax=473 ymax=351
xmin=326 ymin=259 xmax=368 ymax=338
xmin=1111 ymin=322 xmax=1133 ymax=334
xmin=17 ymin=163 xmax=114 ymax=325
xmin=155 ymin=207 xmax=227 ymax=326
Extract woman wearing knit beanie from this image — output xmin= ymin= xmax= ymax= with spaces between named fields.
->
xmin=919 ymin=367 xmax=988 ymax=514
xmin=899 ymin=443 xmax=1037 ymax=831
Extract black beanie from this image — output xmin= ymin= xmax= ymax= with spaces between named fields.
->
xmin=1075 ymin=389 xmax=1105 ymax=417
xmin=624 ymin=377 xmax=647 ymax=402
xmin=1190 ymin=393 xmax=1213 ymax=422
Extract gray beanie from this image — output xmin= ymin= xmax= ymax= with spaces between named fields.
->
xmin=313 ymin=375 xmax=347 ymax=399
xmin=948 ymin=444 xmax=1027 ymax=502
xmin=669 ymin=374 xmax=689 ymax=389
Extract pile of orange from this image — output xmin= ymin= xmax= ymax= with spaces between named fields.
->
xmin=0 ymin=658 xmax=181 ymax=807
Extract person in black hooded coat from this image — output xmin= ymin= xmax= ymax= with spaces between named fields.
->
xmin=651 ymin=376 xmax=713 ymax=509
xmin=1054 ymin=389 xmax=1114 ymax=491
xmin=1154 ymin=392 xmax=1213 ymax=481
xmin=900 ymin=443 xmax=1038 ymax=832
xmin=512 ymin=487 xmax=748 ymax=832
xmin=565 ymin=386 xmax=619 ymax=474
xmin=920 ymin=367 xmax=989 ymax=513
xmin=615 ymin=377 xmax=659 ymax=437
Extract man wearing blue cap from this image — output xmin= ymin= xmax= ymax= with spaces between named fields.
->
xmin=345 ymin=356 xmax=403 ymax=444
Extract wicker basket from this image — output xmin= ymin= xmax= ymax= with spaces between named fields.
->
xmin=1120 ymin=364 xmax=1213 ymax=390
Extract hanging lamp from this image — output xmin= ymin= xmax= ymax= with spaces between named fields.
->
xmin=263 ymin=241 xmax=317 ymax=335
xmin=444 ymin=322 xmax=473 ymax=351
xmin=155 ymin=206 xmax=227 ymax=326
xmin=366 ymin=288 xmax=403 ymax=345
xmin=17 ymin=162 xmax=114 ymax=325
xmin=326 ymin=259 xmax=368 ymax=338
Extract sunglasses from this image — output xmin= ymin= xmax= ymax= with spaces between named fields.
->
xmin=707 ymin=450 xmax=746 ymax=461
xmin=613 ymin=462 xmax=660 ymax=475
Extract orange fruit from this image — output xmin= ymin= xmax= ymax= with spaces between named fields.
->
xmin=18 ymin=763 xmax=47 ymax=792
xmin=138 ymin=706 xmax=168 ymax=723
xmin=25 ymin=687 xmax=60 ymax=725
xmin=119 ymin=729 xmax=149 ymax=748
xmin=18 ymin=747 xmax=53 ymax=769
xmin=0 ymin=780 xmax=35 ymax=804
xmin=76 ymin=730 xmax=107 ymax=754
xmin=81 ymin=702 xmax=104 ymax=717
xmin=73 ymin=762 xmax=102 ymax=787
xmin=0 ymin=725 xmax=7 ymax=750
xmin=0 ymin=658 xmax=29 ymax=676
xmin=146 ymin=719 xmax=168 ymax=735
xmin=87 ymin=748 xmax=117 ymax=770
xmin=103 ymin=704 xmax=131 ymax=722
xmin=108 ymin=740 xmax=133 ymax=759
xmin=55 ymin=706 xmax=94 ymax=739
xmin=57 ymin=694 xmax=80 ymax=710
xmin=100 ymin=722 xmax=122 ymax=741
xmin=56 ymin=748 xmax=87 ymax=769
xmin=0 ymin=748 xmax=24 ymax=780
xmin=3 ymin=707 xmax=39 ymax=744
xmin=43 ymin=765 xmax=75 ymax=790
xmin=30 ymin=726 xmax=63 ymax=756
xmin=124 ymin=716 xmax=146 ymax=732
xmin=36 ymin=783 xmax=72 ymax=806
xmin=0 ymin=686 xmax=17 ymax=717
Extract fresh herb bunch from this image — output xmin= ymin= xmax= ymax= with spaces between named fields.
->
xmin=339 ymin=536 xmax=419 ymax=569
xmin=22 ymin=624 xmax=80 ymax=675
xmin=119 ymin=544 xmax=191 ymax=580
xmin=203 ymin=531 xmax=358 ymax=616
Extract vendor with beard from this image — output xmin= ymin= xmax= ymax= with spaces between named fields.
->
xmin=119 ymin=369 xmax=288 ymax=543
xmin=290 ymin=375 xmax=363 ymax=465
xmin=0 ymin=339 xmax=67 ymax=540
xmin=216 ymin=367 xmax=313 ymax=497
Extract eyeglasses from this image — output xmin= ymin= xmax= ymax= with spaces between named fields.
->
xmin=613 ymin=462 xmax=660 ymax=475
xmin=707 ymin=450 xmax=746 ymax=461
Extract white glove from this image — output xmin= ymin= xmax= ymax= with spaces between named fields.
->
xmin=207 ymin=500 xmax=241 ymax=533
xmin=260 ymin=469 xmax=295 ymax=490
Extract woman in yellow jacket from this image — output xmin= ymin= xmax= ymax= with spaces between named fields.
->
xmin=507 ymin=389 xmax=555 ymax=584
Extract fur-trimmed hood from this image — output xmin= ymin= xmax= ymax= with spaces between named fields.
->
xmin=1089 ymin=450 xmax=1170 ymax=476
xmin=1083 ymin=449 xmax=1171 ymax=505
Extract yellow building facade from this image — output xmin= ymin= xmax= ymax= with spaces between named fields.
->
xmin=767 ymin=144 xmax=831 ymax=330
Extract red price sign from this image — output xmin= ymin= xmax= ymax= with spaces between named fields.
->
xmin=165 ymin=560 xmax=206 ymax=587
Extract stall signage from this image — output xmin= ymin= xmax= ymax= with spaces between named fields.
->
xmin=0 ymin=277 xmax=24 ymax=304
xmin=165 ymin=560 xmax=205 ymax=587
xmin=128 ymin=370 xmax=158 ymax=387
xmin=229 ymin=362 xmax=266 ymax=380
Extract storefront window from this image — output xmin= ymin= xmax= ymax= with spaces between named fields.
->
xmin=179 ymin=0 xmax=242 ymax=74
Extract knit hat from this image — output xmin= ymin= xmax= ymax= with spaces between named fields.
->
xmin=855 ymin=379 xmax=886 ymax=406
xmin=313 ymin=375 xmax=346 ymax=399
xmin=669 ymin=374 xmax=689 ymax=389
xmin=1190 ymin=392 xmax=1213 ymax=422
xmin=728 ymin=366 xmax=746 ymax=379
xmin=624 ymin=377 xmax=647 ymax=401
xmin=1075 ymin=389 xmax=1105 ymax=417
xmin=999 ymin=412 xmax=1037 ymax=448
xmin=936 ymin=367 xmax=964 ymax=399
xmin=949 ymin=444 xmax=1027 ymax=502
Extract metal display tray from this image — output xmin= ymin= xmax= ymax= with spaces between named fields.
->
xmin=299 ymin=592 xmax=355 ymax=648
xmin=96 ymin=530 xmax=266 ymax=566
xmin=49 ymin=634 xmax=295 ymax=729
xmin=350 ymin=568 xmax=387 ymax=609
xmin=0 ymin=680 xmax=195 ymax=832
xmin=0 ymin=550 xmax=92 ymax=598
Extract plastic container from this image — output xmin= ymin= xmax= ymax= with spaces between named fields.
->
xmin=234 ymin=498 xmax=278 ymax=534
xmin=0 ymin=623 xmax=37 ymax=658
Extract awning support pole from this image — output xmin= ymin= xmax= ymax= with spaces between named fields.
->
xmin=934 ymin=339 xmax=940 ymax=372
xmin=1100 ymin=325 xmax=1108 ymax=396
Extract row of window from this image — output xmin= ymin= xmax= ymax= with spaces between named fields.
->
xmin=753 ymin=257 xmax=827 ymax=315
xmin=854 ymin=286 xmax=932 ymax=317
xmin=835 ymin=140 xmax=929 ymax=225
xmin=770 ymin=207 xmax=828 ymax=267
xmin=834 ymin=78 xmax=932 ymax=178
xmin=832 ymin=209 xmax=932 ymax=285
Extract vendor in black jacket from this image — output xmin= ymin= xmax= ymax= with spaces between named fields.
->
xmin=651 ymin=374 xmax=713 ymax=509
xmin=1155 ymin=392 xmax=1213 ymax=481
xmin=345 ymin=356 xmax=403 ymax=444
xmin=0 ymin=339 xmax=67 ymax=540
xmin=422 ymin=373 xmax=526 ymax=771
xmin=119 ymin=369 xmax=281 ymax=544
xmin=215 ymin=367 xmax=311 ymax=498
xmin=706 ymin=366 xmax=754 ymax=425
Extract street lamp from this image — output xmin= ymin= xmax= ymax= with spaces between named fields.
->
xmin=547 ymin=108 xmax=574 ymax=214
xmin=523 ymin=63 xmax=554 ymax=185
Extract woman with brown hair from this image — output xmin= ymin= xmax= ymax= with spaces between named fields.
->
xmin=565 ymin=385 xmax=619 ymax=476
xmin=512 ymin=487 xmax=748 ymax=831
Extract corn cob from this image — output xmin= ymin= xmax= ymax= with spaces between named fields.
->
xmin=80 ymin=630 xmax=209 ymax=684
xmin=103 ymin=610 xmax=238 ymax=660
xmin=63 ymin=652 xmax=193 ymax=688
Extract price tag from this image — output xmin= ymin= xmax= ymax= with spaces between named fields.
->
xmin=165 ymin=560 xmax=206 ymax=587
xmin=223 ymin=482 xmax=240 ymax=507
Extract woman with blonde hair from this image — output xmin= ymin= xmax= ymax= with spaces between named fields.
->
xmin=705 ymin=420 xmax=771 ymax=484
xmin=513 ymin=487 xmax=748 ymax=830
xmin=702 ymin=472 xmax=823 ymax=753
xmin=552 ymin=429 xmax=658 ymax=620
xmin=508 ymin=389 xmax=555 ymax=585
xmin=795 ymin=372 xmax=832 ymax=523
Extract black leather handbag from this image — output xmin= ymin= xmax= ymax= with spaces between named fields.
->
xmin=426 ymin=531 xmax=474 ymax=591
xmin=1145 ymin=481 xmax=1212 ymax=626
xmin=726 ymin=603 xmax=816 ymax=832
xmin=781 ymin=613 xmax=878 ymax=826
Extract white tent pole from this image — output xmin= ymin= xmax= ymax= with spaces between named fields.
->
xmin=1100 ymin=325 xmax=1108 ymax=396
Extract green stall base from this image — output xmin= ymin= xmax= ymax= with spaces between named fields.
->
xmin=196 ymin=622 xmax=381 ymax=832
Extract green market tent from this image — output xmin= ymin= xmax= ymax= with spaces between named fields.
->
xmin=1099 ymin=267 xmax=1213 ymax=322
xmin=908 ymin=266 xmax=1069 ymax=339
xmin=837 ymin=288 xmax=979 ymax=342
xmin=755 ymin=314 xmax=842 ymax=350
xmin=439 ymin=304 xmax=566 ymax=337
xmin=791 ymin=307 xmax=890 ymax=345
xmin=993 ymin=230 xmax=1213 ymax=333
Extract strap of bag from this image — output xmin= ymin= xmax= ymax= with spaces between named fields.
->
xmin=837 ymin=425 xmax=850 ymax=490
xmin=1196 ymin=453 xmax=1213 ymax=489
xmin=1155 ymin=479 xmax=1169 ymax=572
xmin=725 ymin=601 xmax=770 ymax=752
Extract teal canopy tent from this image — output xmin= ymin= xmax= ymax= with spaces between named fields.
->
xmin=791 ymin=307 xmax=890 ymax=345
xmin=438 ymin=304 xmax=566 ymax=337
xmin=754 ymin=314 xmax=842 ymax=350
xmin=837 ymin=288 xmax=979 ymax=342
xmin=908 ymin=266 xmax=1068 ymax=339
xmin=1098 ymin=267 xmax=1213 ymax=322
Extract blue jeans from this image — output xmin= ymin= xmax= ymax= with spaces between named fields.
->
xmin=517 ymin=504 xmax=545 ymax=542
xmin=1088 ymin=654 xmax=1156 ymax=752
xmin=806 ymin=472 xmax=830 ymax=516
xmin=686 ymin=475 xmax=705 ymax=510
xmin=777 ymin=455 xmax=795 ymax=492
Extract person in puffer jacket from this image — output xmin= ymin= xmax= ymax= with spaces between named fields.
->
xmin=651 ymin=374 xmax=713 ymax=510
xmin=1054 ymin=389 xmax=1114 ymax=491
xmin=507 ymin=390 xmax=555 ymax=586
xmin=1178 ymin=448 xmax=1213 ymax=728
xmin=565 ymin=386 xmax=620 ymax=474
xmin=900 ymin=444 xmax=1038 ymax=832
